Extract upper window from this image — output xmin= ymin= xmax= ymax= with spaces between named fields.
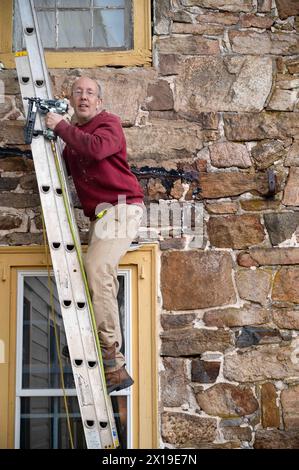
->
xmin=14 ymin=0 xmax=133 ymax=51
xmin=0 ymin=0 xmax=151 ymax=68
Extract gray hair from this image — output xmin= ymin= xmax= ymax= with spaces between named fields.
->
xmin=71 ymin=76 xmax=102 ymax=99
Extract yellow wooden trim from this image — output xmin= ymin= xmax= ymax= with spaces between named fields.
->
xmin=0 ymin=0 xmax=13 ymax=54
xmin=8 ymin=268 xmax=17 ymax=448
xmin=134 ymin=0 xmax=152 ymax=51
xmin=129 ymin=263 xmax=139 ymax=449
xmin=0 ymin=244 xmax=158 ymax=449
xmin=0 ymin=50 xmax=152 ymax=69
xmin=124 ymin=246 xmax=158 ymax=449
xmin=0 ymin=0 xmax=152 ymax=69
xmin=0 ymin=261 xmax=11 ymax=448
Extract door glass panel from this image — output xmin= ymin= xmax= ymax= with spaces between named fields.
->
xmin=20 ymin=396 xmax=84 ymax=449
xmin=22 ymin=276 xmax=73 ymax=390
xmin=19 ymin=273 xmax=129 ymax=449
xmin=20 ymin=395 xmax=128 ymax=449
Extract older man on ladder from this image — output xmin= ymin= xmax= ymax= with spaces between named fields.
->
xmin=45 ymin=76 xmax=144 ymax=394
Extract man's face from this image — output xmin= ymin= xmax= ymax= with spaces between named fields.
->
xmin=70 ymin=77 xmax=102 ymax=124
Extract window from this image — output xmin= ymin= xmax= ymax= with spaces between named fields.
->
xmin=0 ymin=0 xmax=151 ymax=68
xmin=16 ymin=271 xmax=131 ymax=449
xmin=14 ymin=1 xmax=133 ymax=51
xmin=0 ymin=245 xmax=157 ymax=449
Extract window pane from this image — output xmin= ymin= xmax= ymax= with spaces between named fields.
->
xmin=94 ymin=0 xmax=125 ymax=6
xmin=117 ymin=275 xmax=125 ymax=358
xmin=34 ymin=0 xmax=56 ymax=7
xmin=20 ymin=396 xmax=85 ymax=449
xmin=36 ymin=11 xmax=56 ymax=48
xmin=22 ymin=276 xmax=74 ymax=390
xmin=93 ymin=9 xmax=124 ymax=48
xmin=111 ymin=396 xmax=128 ymax=449
xmin=20 ymin=395 xmax=128 ymax=449
xmin=22 ymin=275 xmax=126 ymax=388
xmin=58 ymin=11 xmax=91 ymax=48
xmin=58 ymin=0 xmax=91 ymax=6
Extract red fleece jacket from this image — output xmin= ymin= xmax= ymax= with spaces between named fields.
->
xmin=54 ymin=111 xmax=144 ymax=219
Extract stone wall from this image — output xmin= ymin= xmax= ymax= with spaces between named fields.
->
xmin=1 ymin=0 xmax=299 ymax=449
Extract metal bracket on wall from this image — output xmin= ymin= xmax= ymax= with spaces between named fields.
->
xmin=266 ymin=169 xmax=276 ymax=198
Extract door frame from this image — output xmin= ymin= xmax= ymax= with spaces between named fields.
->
xmin=0 ymin=243 xmax=158 ymax=449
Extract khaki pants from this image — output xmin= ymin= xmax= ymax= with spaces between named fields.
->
xmin=84 ymin=203 xmax=144 ymax=372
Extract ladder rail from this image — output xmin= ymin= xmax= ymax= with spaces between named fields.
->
xmin=22 ymin=0 xmax=81 ymax=249
xmin=16 ymin=0 xmax=119 ymax=450
xmin=17 ymin=53 xmax=117 ymax=450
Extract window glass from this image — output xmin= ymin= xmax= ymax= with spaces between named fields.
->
xmin=34 ymin=0 xmax=56 ymax=7
xmin=93 ymin=9 xmax=124 ymax=48
xmin=58 ymin=0 xmax=91 ymax=6
xmin=14 ymin=0 xmax=132 ymax=51
xmin=20 ymin=395 xmax=128 ymax=449
xmin=58 ymin=11 xmax=91 ymax=48
xmin=36 ymin=11 xmax=56 ymax=49
xmin=20 ymin=396 xmax=85 ymax=449
xmin=94 ymin=1 xmax=125 ymax=6
xmin=22 ymin=276 xmax=73 ymax=390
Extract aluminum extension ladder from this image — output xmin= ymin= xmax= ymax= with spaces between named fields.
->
xmin=15 ymin=0 xmax=119 ymax=449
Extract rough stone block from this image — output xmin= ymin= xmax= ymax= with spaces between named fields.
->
xmin=161 ymin=357 xmax=189 ymax=407
xmin=174 ymin=56 xmax=273 ymax=113
xmin=208 ymin=215 xmax=265 ymax=249
xmin=276 ymin=0 xmax=299 ymax=19
xmin=181 ymin=0 xmax=253 ymax=12
xmin=281 ymin=385 xmax=299 ymax=430
xmin=203 ymin=306 xmax=270 ymax=327
xmin=236 ymin=269 xmax=272 ymax=305
xmin=236 ymin=326 xmax=282 ymax=348
xmin=200 ymin=172 xmax=270 ymax=198
xmin=261 ymin=382 xmax=280 ymax=428
xmin=195 ymin=383 xmax=259 ymax=417
xmin=272 ymin=267 xmax=299 ymax=304
xmin=254 ymin=429 xmax=299 ymax=448
xmin=283 ymin=167 xmax=299 ymax=206
xmin=161 ymin=251 xmax=236 ymax=310
xmin=161 ymin=412 xmax=217 ymax=447
xmin=161 ymin=327 xmax=233 ymax=356
xmin=224 ymin=345 xmax=299 ymax=382
xmin=191 ymin=359 xmax=220 ymax=383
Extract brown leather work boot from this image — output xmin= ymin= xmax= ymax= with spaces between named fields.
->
xmin=105 ymin=366 xmax=134 ymax=394
xmin=101 ymin=343 xmax=117 ymax=370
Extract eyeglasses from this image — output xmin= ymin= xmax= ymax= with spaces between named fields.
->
xmin=73 ymin=90 xmax=98 ymax=98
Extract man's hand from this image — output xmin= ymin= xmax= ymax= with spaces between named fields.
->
xmin=45 ymin=112 xmax=65 ymax=130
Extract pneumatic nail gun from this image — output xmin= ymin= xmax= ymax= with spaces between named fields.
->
xmin=24 ymin=97 xmax=68 ymax=144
